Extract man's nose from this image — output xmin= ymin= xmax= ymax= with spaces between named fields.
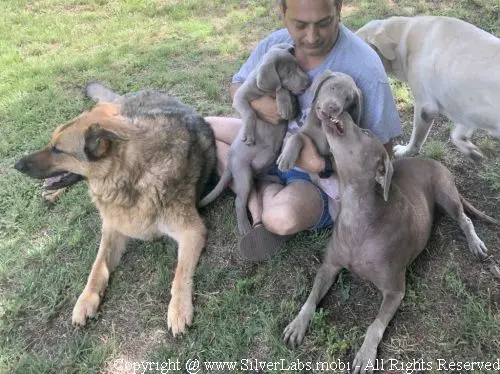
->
xmin=305 ymin=26 xmax=320 ymax=44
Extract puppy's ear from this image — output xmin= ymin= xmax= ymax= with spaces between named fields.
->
xmin=84 ymin=123 xmax=122 ymax=161
xmin=375 ymin=153 xmax=393 ymax=202
xmin=310 ymin=70 xmax=335 ymax=103
xmin=256 ymin=56 xmax=281 ymax=92
xmin=349 ymin=87 xmax=364 ymax=126
xmin=370 ymin=29 xmax=397 ymax=61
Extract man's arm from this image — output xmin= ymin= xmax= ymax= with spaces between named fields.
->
xmin=230 ymin=83 xmax=282 ymax=125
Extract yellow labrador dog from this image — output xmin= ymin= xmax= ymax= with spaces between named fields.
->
xmin=356 ymin=16 xmax=500 ymax=160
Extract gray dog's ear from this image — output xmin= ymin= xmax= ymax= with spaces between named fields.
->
xmin=84 ymin=123 xmax=123 ymax=160
xmin=375 ymin=153 xmax=393 ymax=201
xmin=349 ymin=87 xmax=364 ymax=126
xmin=310 ymin=70 xmax=335 ymax=103
xmin=256 ymin=54 xmax=282 ymax=92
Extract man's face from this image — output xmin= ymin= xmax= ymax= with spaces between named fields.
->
xmin=280 ymin=0 xmax=341 ymax=57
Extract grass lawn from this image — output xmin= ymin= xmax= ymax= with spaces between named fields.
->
xmin=1 ymin=0 xmax=499 ymax=373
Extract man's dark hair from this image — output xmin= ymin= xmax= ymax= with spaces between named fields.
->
xmin=279 ymin=0 xmax=343 ymax=12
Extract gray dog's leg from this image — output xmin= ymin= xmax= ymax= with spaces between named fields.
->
xmin=276 ymin=88 xmax=298 ymax=121
xmin=277 ymin=134 xmax=305 ymax=171
xmin=434 ymin=173 xmax=488 ymax=257
xmin=352 ymin=284 xmax=405 ymax=374
xmin=232 ymin=166 xmax=254 ymax=235
xmin=283 ymin=249 xmax=342 ymax=346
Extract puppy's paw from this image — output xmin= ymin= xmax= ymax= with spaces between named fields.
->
xmin=277 ymin=148 xmax=298 ymax=171
xmin=277 ymin=95 xmax=297 ymax=120
xmin=393 ymin=144 xmax=418 ymax=158
xmin=352 ymin=345 xmax=377 ymax=374
xmin=72 ymin=290 xmax=101 ymax=326
xmin=242 ymin=134 xmax=255 ymax=146
xmin=282 ymin=315 xmax=308 ymax=347
xmin=168 ymin=295 xmax=193 ymax=336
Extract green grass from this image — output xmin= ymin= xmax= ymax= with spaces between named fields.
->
xmin=1 ymin=0 xmax=499 ymax=373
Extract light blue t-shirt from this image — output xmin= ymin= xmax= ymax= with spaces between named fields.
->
xmin=232 ymin=24 xmax=402 ymax=144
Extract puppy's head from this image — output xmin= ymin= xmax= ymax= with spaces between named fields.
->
xmin=256 ymin=43 xmax=309 ymax=94
xmin=14 ymin=103 xmax=128 ymax=188
xmin=311 ymin=70 xmax=364 ymax=126
xmin=322 ymin=111 xmax=393 ymax=201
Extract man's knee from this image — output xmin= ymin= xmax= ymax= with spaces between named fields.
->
xmin=262 ymin=205 xmax=301 ymax=235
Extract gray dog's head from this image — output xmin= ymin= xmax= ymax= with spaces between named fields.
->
xmin=322 ymin=111 xmax=393 ymax=201
xmin=310 ymin=70 xmax=364 ymax=126
xmin=256 ymin=43 xmax=310 ymax=94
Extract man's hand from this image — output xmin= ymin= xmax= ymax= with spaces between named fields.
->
xmin=230 ymin=83 xmax=282 ymax=125
xmin=293 ymin=134 xmax=325 ymax=173
xmin=250 ymin=95 xmax=281 ymax=125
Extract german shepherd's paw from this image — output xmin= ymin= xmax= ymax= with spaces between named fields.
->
xmin=167 ymin=295 xmax=193 ymax=336
xmin=72 ymin=290 xmax=101 ymax=326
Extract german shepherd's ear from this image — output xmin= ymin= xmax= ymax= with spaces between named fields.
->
xmin=84 ymin=123 xmax=122 ymax=160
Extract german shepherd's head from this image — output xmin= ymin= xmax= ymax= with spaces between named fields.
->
xmin=14 ymin=103 xmax=131 ymax=190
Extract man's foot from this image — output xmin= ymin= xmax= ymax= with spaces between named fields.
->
xmin=238 ymin=222 xmax=293 ymax=262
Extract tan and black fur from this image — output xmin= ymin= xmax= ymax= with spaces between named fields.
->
xmin=14 ymin=83 xmax=216 ymax=335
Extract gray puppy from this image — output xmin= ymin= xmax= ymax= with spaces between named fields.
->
xmin=200 ymin=43 xmax=309 ymax=235
xmin=283 ymin=111 xmax=497 ymax=373
xmin=277 ymin=70 xmax=363 ymax=172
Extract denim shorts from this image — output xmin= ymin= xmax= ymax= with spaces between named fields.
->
xmin=267 ymin=167 xmax=333 ymax=229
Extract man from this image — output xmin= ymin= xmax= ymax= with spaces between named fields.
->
xmin=204 ymin=0 xmax=401 ymax=261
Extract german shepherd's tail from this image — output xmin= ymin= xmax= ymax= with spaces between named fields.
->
xmin=85 ymin=82 xmax=122 ymax=103
xmin=461 ymin=195 xmax=499 ymax=225
xmin=199 ymin=166 xmax=232 ymax=208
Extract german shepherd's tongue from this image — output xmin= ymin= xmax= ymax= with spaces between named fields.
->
xmin=44 ymin=172 xmax=83 ymax=190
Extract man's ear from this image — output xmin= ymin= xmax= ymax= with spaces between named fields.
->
xmin=84 ymin=123 xmax=122 ymax=161
xmin=375 ymin=153 xmax=393 ymax=201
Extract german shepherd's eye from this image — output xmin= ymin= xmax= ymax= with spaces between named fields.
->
xmin=51 ymin=146 xmax=63 ymax=154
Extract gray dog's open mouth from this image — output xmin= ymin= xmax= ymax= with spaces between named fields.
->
xmin=44 ymin=172 xmax=83 ymax=190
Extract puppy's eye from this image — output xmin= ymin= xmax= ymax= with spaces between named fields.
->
xmin=51 ymin=146 xmax=63 ymax=154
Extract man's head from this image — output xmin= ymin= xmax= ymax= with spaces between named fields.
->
xmin=278 ymin=0 xmax=342 ymax=57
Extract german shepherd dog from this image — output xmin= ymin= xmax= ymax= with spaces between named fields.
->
xmin=14 ymin=83 xmax=217 ymax=335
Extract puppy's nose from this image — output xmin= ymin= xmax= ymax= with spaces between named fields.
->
xmin=14 ymin=159 xmax=27 ymax=172
xmin=329 ymin=104 xmax=340 ymax=113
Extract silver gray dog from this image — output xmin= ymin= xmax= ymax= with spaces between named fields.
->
xmin=283 ymin=112 xmax=497 ymax=373
xmin=277 ymin=70 xmax=363 ymax=172
xmin=200 ymin=43 xmax=309 ymax=234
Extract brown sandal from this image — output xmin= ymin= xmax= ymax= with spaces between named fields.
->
xmin=238 ymin=221 xmax=293 ymax=262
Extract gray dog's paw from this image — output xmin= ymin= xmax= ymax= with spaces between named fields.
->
xmin=242 ymin=133 xmax=255 ymax=146
xmin=282 ymin=316 xmax=308 ymax=347
xmin=352 ymin=345 xmax=378 ymax=374
xmin=277 ymin=94 xmax=297 ymax=121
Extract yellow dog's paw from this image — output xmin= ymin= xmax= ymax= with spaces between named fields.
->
xmin=167 ymin=296 xmax=193 ymax=336
xmin=72 ymin=290 xmax=100 ymax=326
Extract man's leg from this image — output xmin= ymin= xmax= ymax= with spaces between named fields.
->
xmin=260 ymin=181 xmax=324 ymax=235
